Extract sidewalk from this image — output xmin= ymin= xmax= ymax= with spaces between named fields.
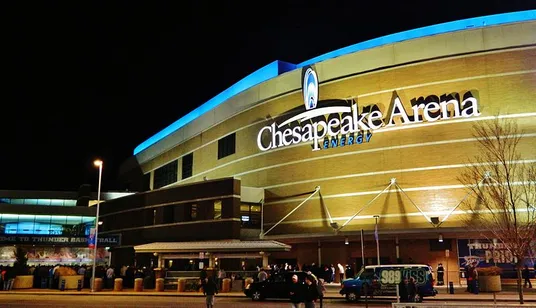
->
xmin=2 ymin=287 xmax=536 ymax=302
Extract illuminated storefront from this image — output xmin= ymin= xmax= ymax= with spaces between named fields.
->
xmin=0 ymin=190 xmax=127 ymax=265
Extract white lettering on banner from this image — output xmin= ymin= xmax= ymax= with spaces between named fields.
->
xmin=463 ymin=241 xmax=534 ymax=264
xmin=256 ymin=91 xmax=481 ymax=152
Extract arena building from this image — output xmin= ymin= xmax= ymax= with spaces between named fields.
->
xmin=106 ymin=11 xmax=536 ymax=283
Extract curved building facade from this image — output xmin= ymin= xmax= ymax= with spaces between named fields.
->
xmin=107 ymin=11 xmax=536 ymax=280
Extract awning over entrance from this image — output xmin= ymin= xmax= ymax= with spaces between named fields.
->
xmin=133 ymin=239 xmax=291 ymax=253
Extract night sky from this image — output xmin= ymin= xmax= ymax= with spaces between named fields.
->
xmin=2 ymin=1 xmax=535 ymax=192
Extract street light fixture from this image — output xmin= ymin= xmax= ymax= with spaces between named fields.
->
xmin=91 ymin=159 xmax=103 ymax=292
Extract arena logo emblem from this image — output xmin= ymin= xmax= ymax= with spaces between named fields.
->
xmin=256 ymin=66 xmax=481 ymax=152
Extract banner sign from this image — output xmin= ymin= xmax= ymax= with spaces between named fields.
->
xmin=0 ymin=234 xmax=121 ymax=247
xmin=457 ymin=239 xmax=535 ymax=279
xmin=373 ymin=267 xmax=428 ymax=296
xmin=0 ymin=246 xmax=110 ymax=264
xmin=88 ymin=228 xmax=96 ymax=249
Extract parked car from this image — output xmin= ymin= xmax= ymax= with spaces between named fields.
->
xmin=340 ymin=264 xmax=437 ymax=302
xmin=244 ymin=271 xmax=308 ymax=301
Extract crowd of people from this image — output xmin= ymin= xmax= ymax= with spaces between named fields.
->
xmin=257 ymin=262 xmax=355 ymax=284
xmin=0 ymin=264 xmax=156 ymax=290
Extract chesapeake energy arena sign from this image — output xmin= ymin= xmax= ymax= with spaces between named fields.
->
xmin=256 ymin=66 xmax=481 ymax=152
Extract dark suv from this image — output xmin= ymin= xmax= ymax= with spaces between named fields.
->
xmin=244 ymin=271 xmax=307 ymax=301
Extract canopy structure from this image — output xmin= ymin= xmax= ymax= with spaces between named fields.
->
xmin=134 ymin=240 xmax=291 ymax=269
xmin=134 ymin=239 xmax=291 ymax=253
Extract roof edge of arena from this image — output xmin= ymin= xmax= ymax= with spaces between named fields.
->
xmin=133 ymin=9 xmax=536 ymax=156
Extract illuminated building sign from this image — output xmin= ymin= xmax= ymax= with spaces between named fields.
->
xmin=256 ymin=66 xmax=481 ymax=152
xmin=0 ymin=234 xmax=121 ymax=246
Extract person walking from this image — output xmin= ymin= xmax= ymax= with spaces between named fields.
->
xmin=217 ymin=268 xmax=226 ymax=290
xmin=304 ymin=275 xmax=320 ymax=308
xmin=437 ymin=263 xmax=445 ymax=285
xmin=407 ymin=277 xmax=417 ymax=302
xmin=337 ymin=263 xmax=345 ymax=282
xmin=466 ymin=264 xmax=474 ymax=293
xmin=4 ymin=266 xmax=16 ymax=291
xmin=257 ymin=267 xmax=268 ymax=282
xmin=523 ymin=265 xmax=533 ymax=288
xmin=289 ymin=274 xmax=305 ymax=308
xmin=398 ymin=277 xmax=409 ymax=302
xmin=202 ymin=277 xmax=218 ymax=308
xmin=106 ymin=266 xmax=115 ymax=289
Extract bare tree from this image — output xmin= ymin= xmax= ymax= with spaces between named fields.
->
xmin=458 ymin=118 xmax=536 ymax=304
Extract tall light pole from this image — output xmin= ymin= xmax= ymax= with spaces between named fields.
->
xmin=91 ymin=159 xmax=103 ymax=292
xmin=374 ymin=215 xmax=380 ymax=265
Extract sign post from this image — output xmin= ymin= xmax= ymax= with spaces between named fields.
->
xmin=374 ymin=215 xmax=380 ymax=265
xmin=445 ymin=249 xmax=450 ymax=293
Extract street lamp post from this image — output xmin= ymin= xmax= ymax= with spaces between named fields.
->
xmin=91 ymin=159 xmax=103 ymax=292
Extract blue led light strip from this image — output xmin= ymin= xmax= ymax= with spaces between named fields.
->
xmin=134 ymin=10 xmax=536 ymax=155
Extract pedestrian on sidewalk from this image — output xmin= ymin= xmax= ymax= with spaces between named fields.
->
xmin=398 ymin=277 xmax=409 ymax=302
xmin=304 ymin=275 xmax=320 ymax=308
xmin=3 ymin=266 xmax=15 ymax=290
xmin=437 ymin=263 xmax=445 ymax=285
xmin=202 ymin=277 xmax=218 ymax=308
xmin=289 ymin=274 xmax=305 ymax=308
xmin=407 ymin=277 xmax=417 ymax=302
xmin=337 ymin=263 xmax=345 ymax=283
xmin=523 ymin=265 xmax=533 ymax=288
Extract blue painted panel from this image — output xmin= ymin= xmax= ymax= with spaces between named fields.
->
xmin=134 ymin=60 xmax=296 ymax=155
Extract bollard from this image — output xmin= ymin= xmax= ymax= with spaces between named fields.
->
xmin=114 ymin=278 xmax=123 ymax=291
xmin=177 ymin=279 xmax=186 ymax=292
xmin=155 ymin=278 xmax=165 ymax=292
xmin=449 ymin=281 xmax=454 ymax=294
xmin=134 ymin=278 xmax=143 ymax=292
xmin=221 ymin=278 xmax=231 ymax=293
xmin=77 ymin=279 xmax=82 ymax=291
xmin=93 ymin=278 xmax=103 ymax=292
xmin=60 ymin=279 xmax=66 ymax=291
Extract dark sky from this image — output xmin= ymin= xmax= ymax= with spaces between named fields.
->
xmin=2 ymin=1 xmax=535 ymax=192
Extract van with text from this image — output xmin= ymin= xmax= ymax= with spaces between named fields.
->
xmin=339 ymin=264 xmax=437 ymax=302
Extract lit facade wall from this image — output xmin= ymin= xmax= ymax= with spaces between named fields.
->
xmin=136 ymin=20 xmax=536 ymax=238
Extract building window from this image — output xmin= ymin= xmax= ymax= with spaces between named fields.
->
xmin=182 ymin=153 xmax=193 ymax=179
xmin=0 ymin=214 xmax=94 ymax=236
xmin=214 ymin=200 xmax=222 ymax=219
xmin=153 ymin=160 xmax=178 ymax=189
xmin=218 ymin=133 xmax=236 ymax=159
xmin=240 ymin=203 xmax=261 ymax=227
xmin=143 ymin=173 xmax=151 ymax=191
xmin=191 ymin=204 xmax=197 ymax=220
